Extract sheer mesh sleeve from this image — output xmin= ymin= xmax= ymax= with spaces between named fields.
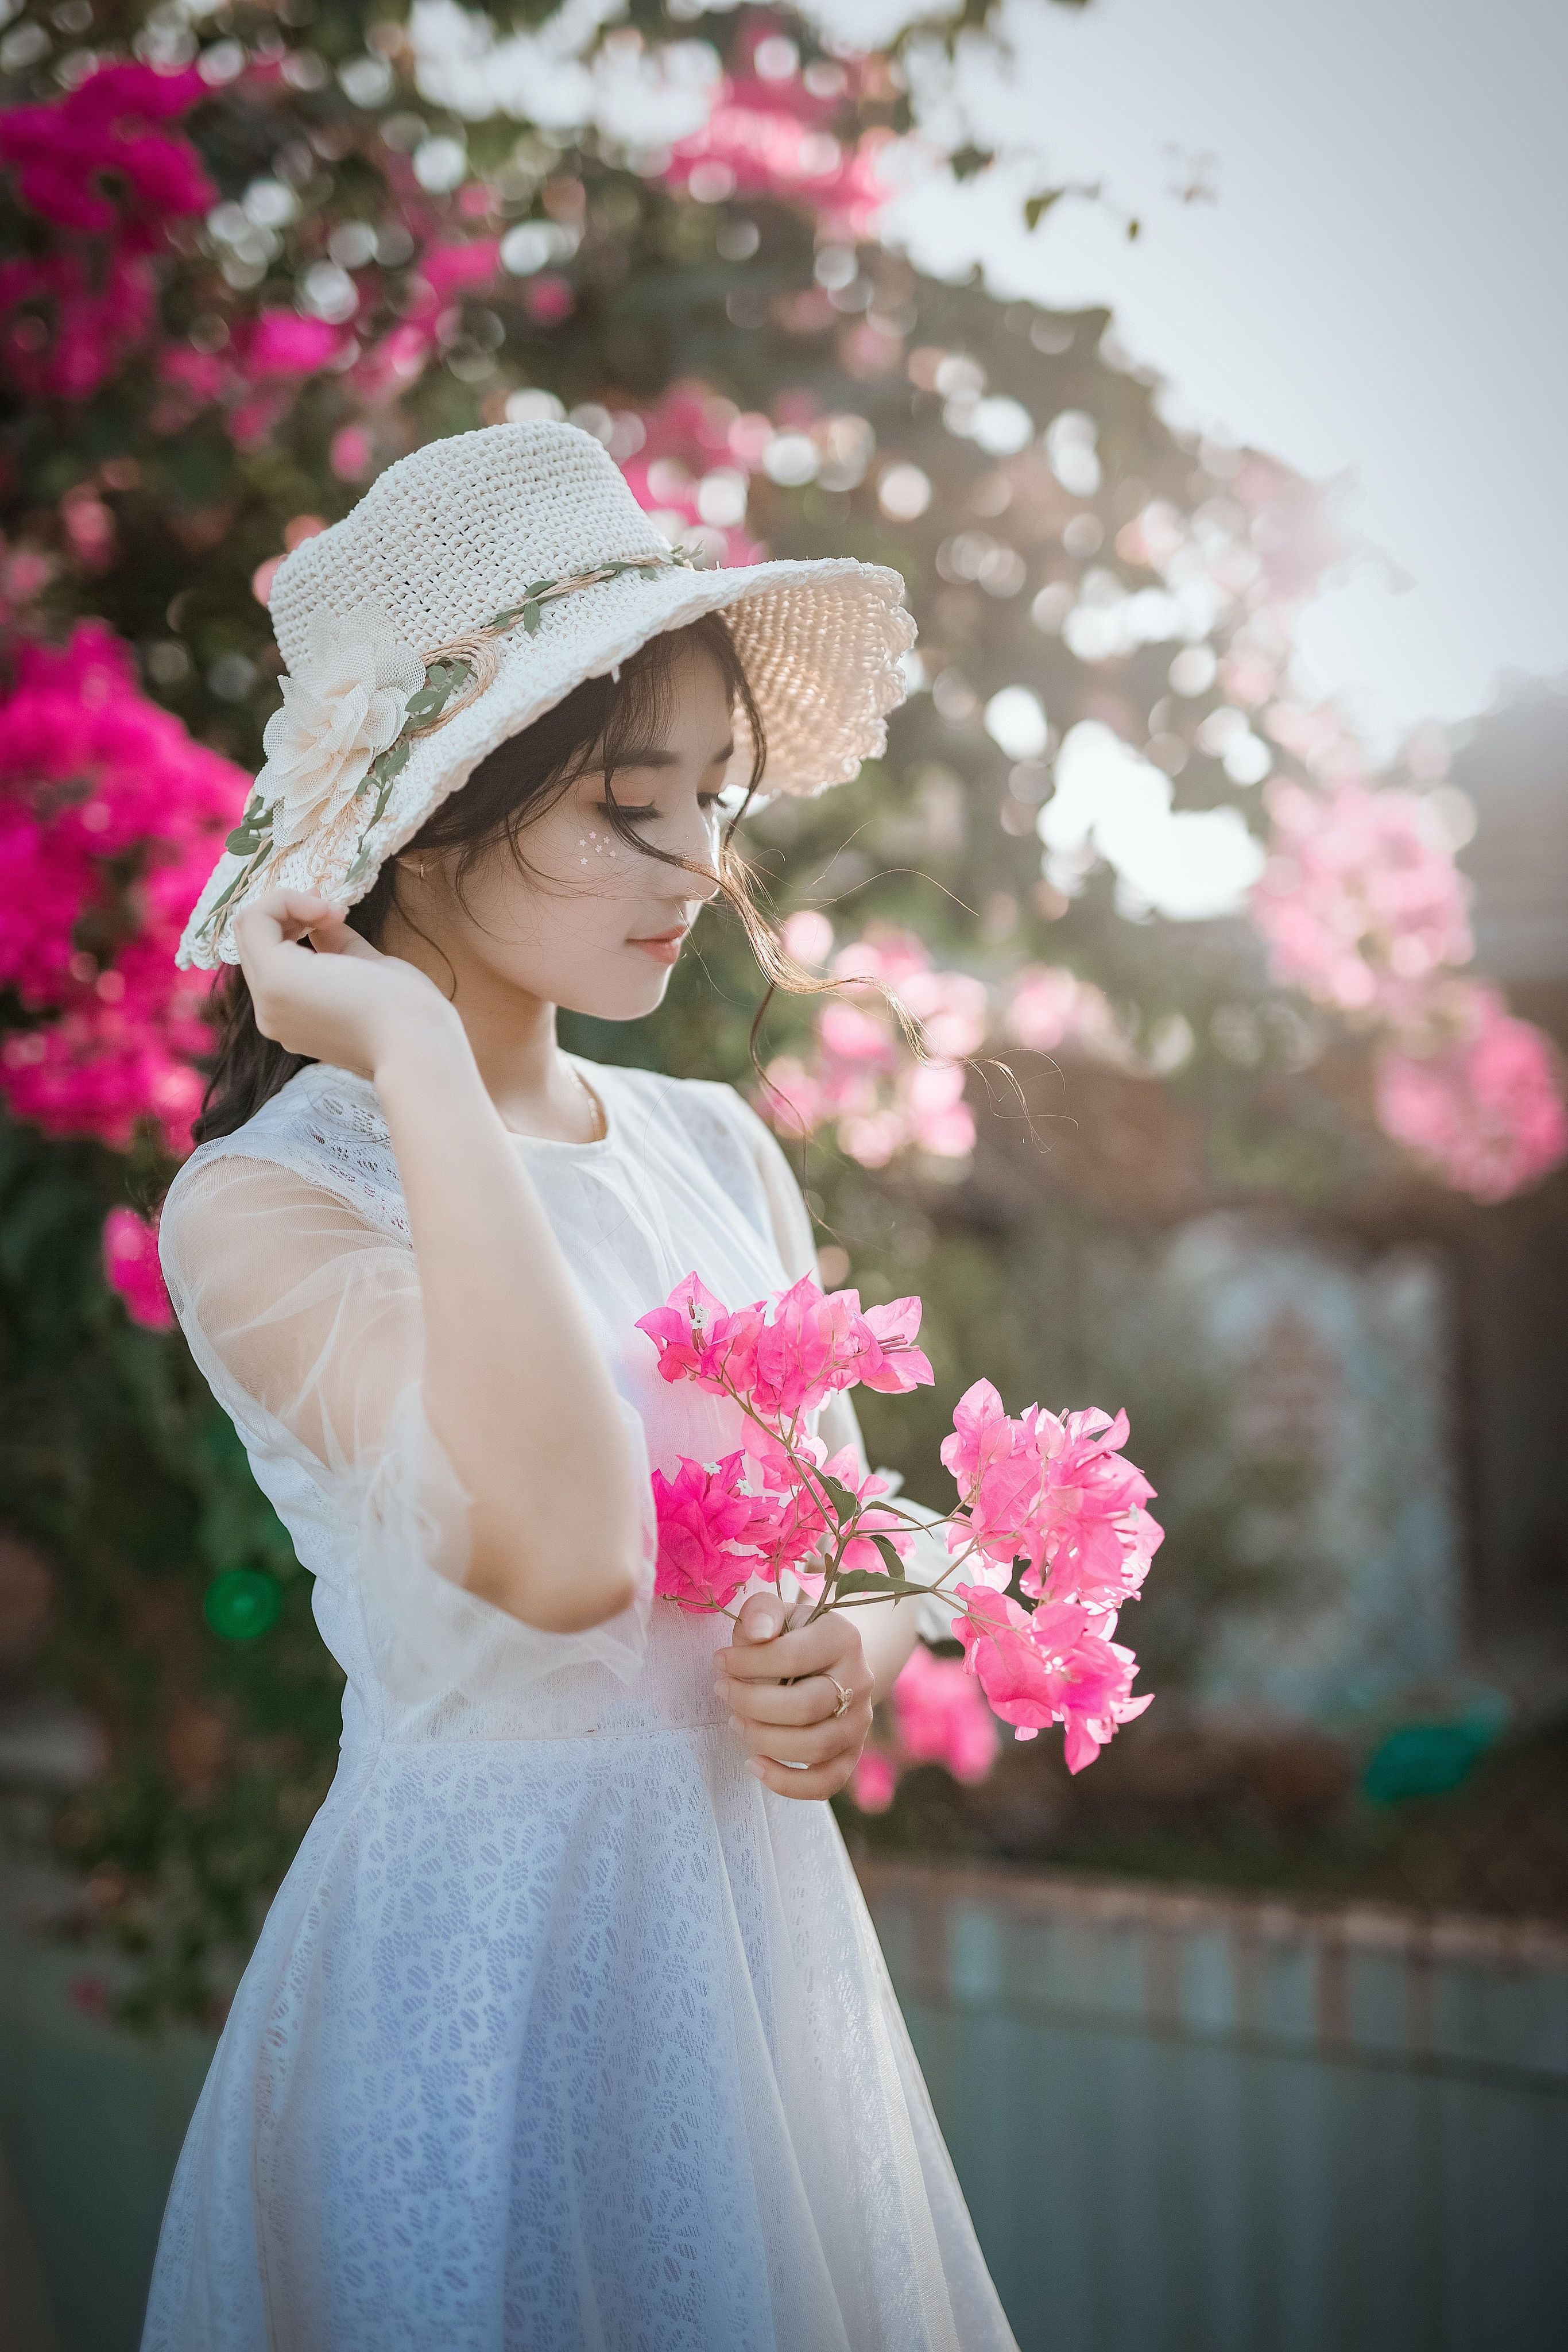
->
xmin=722 ymin=1094 xmax=962 ymax=1643
xmin=157 ymin=1152 xmax=655 ymax=1710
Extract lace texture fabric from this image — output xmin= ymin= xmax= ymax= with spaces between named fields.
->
xmin=141 ymin=1055 xmax=1015 ymax=2352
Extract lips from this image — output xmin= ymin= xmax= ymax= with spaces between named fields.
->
xmin=629 ymin=926 xmax=689 ymax=966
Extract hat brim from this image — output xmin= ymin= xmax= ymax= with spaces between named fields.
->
xmin=177 ymin=554 xmax=913 ymax=970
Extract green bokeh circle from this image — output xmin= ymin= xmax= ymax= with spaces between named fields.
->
xmin=203 ymin=1568 xmax=281 ymax=1642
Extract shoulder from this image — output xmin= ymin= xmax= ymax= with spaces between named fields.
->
xmin=163 ymin=1063 xmax=409 ymax=1255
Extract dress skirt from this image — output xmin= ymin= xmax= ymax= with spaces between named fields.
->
xmin=140 ymin=1722 xmax=1020 ymax=2352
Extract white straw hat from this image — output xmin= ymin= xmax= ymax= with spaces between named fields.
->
xmin=176 ymin=420 xmax=916 ymax=969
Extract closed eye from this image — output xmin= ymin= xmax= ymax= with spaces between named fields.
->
xmin=595 ymin=793 xmax=724 ymax=819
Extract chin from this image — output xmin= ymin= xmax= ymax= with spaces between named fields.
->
xmin=564 ymin=970 xmax=673 ymax=1022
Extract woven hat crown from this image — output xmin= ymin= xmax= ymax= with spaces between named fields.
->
xmin=177 ymin=417 xmax=915 ymax=968
xmin=269 ymin=423 xmax=673 ymax=671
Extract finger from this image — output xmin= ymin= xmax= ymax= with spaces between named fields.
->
xmin=743 ymin=1753 xmax=851 ymax=1802
xmin=233 ymin=889 xmax=347 ymax=959
xmin=731 ymin=1591 xmax=787 ymax=1646
xmin=725 ymin=1673 xmax=851 ymax=1728
xmin=720 ymin=1618 xmax=861 ymax=1685
xmin=735 ymin=1709 xmax=868 ymax=1768
xmin=307 ymin=913 xmax=381 ymax=960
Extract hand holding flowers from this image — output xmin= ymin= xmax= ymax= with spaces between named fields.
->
xmin=716 ymin=1591 xmax=876 ymax=1800
xmin=636 ymin=1269 xmax=1162 ymax=1791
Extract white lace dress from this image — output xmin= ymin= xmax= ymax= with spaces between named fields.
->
xmin=140 ymin=1053 xmax=1017 ymax=2352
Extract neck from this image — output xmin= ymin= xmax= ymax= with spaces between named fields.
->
xmin=376 ymin=908 xmax=588 ymax=1141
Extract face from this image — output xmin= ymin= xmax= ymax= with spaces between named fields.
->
xmin=384 ymin=640 xmax=733 ymax=1022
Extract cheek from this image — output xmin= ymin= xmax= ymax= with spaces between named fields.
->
xmin=570 ymin=821 xmax=630 ymax=873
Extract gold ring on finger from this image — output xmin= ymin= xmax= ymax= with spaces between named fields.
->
xmin=827 ymin=1675 xmax=853 ymax=1720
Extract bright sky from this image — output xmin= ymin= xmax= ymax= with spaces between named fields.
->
xmin=820 ymin=0 xmax=1568 ymax=760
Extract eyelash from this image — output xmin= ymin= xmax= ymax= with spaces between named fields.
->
xmin=595 ymin=795 xmax=722 ymax=820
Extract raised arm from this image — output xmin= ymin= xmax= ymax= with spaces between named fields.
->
xmin=230 ymin=887 xmax=648 ymax=1637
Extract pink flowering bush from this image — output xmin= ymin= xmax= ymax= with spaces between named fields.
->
xmin=893 ymin=1644 xmax=1000 ymax=1781
xmin=851 ymin=1643 xmax=1001 ymax=1811
xmin=621 ymin=382 xmax=769 ymax=568
xmin=638 ymin=1270 xmax=1159 ymax=1777
xmin=102 ymin=1206 xmax=173 ymax=1331
xmin=761 ymin=925 xmax=988 ymax=1167
xmin=0 ymin=625 xmax=243 ymax=1154
xmin=1251 ymin=776 xmax=1474 ymax=1021
xmin=1375 ymin=982 xmax=1568 ymax=1205
xmin=760 ymin=930 xmax=1151 ymax=1173
xmin=850 ymin=1745 xmax=901 ymax=1812
xmin=660 ymin=51 xmax=893 ymax=241
xmin=1004 ymin=963 xmax=1128 ymax=1063
xmin=0 ymin=63 xmax=212 ymax=400
xmin=1251 ymin=773 xmax=1566 ymax=1198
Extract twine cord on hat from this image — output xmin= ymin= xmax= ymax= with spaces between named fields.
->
xmin=192 ymin=547 xmax=703 ymax=947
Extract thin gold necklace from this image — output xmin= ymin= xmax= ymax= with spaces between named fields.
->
xmin=569 ymin=1059 xmax=605 ymax=1143
xmin=500 ymin=1062 xmax=604 ymax=1143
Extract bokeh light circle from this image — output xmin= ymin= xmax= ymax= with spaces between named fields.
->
xmin=204 ymin=1569 xmax=281 ymax=1642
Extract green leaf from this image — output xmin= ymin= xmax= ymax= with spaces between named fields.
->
xmin=818 ymin=1472 xmax=862 ymax=1520
xmin=523 ymin=604 xmax=541 ymax=635
xmin=833 ymin=1577 xmax=932 ymax=1604
xmin=1024 ymin=188 xmax=1064 ymax=231
xmin=870 ymin=1534 xmax=907 ymax=1577
xmin=225 ymin=828 xmax=264 ymax=855
xmin=833 ymin=1568 xmax=897 ymax=1597
xmin=404 ymin=686 xmax=448 ymax=720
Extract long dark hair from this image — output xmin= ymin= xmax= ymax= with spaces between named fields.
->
xmin=192 ymin=610 xmax=811 ymax=1143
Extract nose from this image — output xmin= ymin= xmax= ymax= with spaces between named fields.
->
xmin=663 ymin=804 xmax=723 ymax=904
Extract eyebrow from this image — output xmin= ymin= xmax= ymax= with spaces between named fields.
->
xmin=591 ymin=741 xmax=735 ymax=775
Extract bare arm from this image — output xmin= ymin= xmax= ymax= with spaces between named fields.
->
xmin=234 ymin=888 xmax=644 ymax=1635
xmin=374 ymin=1029 xmax=645 ymax=1631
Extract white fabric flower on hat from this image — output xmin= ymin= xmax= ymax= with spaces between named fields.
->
xmin=256 ymin=602 xmax=427 ymax=849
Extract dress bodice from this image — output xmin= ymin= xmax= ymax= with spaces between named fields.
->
xmin=158 ymin=1055 xmax=950 ymax=1755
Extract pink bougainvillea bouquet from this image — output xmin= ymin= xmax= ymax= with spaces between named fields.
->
xmin=637 ymin=1270 xmax=1162 ymax=1776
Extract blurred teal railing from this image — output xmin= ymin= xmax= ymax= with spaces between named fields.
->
xmin=861 ymin=1860 xmax=1568 ymax=2352
xmin=3 ymin=1853 xmax=1565 ymax=2351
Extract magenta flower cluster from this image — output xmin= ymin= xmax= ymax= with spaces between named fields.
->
xmin=0 ymin=624 xmax=243 ymax=1157
xmin=637 ymin=1269 xmax=1160 ymax=1780
xmin=940 ymin=1380 xmax=1160 ymax=1774
xmin=638 ymin=1271 xmax=930 ymax=1615
xmin=0 ymin=64 xmax=213 ymax=400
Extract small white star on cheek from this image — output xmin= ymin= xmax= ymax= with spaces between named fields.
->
xmin=576 ymin=823 xmax=630 ymax=870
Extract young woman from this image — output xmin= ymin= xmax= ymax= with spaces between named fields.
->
xmin=141 ymin=423 xmax=1018 ymax=2351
